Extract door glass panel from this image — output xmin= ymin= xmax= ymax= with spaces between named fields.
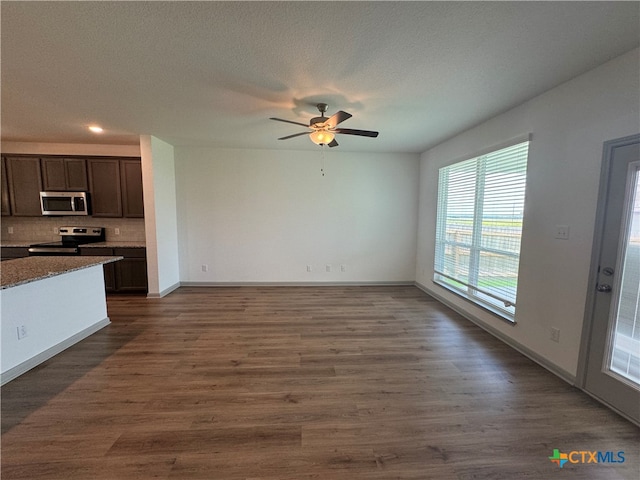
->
xmin=607 ymin=166 xmax=640 ymax=388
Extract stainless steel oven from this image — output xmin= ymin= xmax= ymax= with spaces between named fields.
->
xmin=28 ymin=226 xmax=105 ymax=256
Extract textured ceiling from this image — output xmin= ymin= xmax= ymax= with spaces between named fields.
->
xmin=2 ymin=1 xmax=639 ymax=153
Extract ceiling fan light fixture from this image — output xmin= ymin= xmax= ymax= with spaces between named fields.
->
xmin=88 ymin=125 xmax=103 ymax=133
xmin=309 ymin=129 xmax=335 ymax=145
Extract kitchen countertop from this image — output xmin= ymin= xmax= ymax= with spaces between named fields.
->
xmin=1 ymin=256 xmax=123 ymax=290
xmin=82 ymin=241 xmax=146 ymax=248
xmin=0 ymin=241 xmax=32 ymax=248
xmin=1 ymin=241 xmax=146 ymax=248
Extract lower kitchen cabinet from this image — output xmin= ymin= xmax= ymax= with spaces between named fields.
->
xmin=1 ymin=247 xmax=29 ymax=261
xmin=80 ymin=247 xmax=147 ymax=293
xmin=114 ymin=248 xmax=147 ymax=292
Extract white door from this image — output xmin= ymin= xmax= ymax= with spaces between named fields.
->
xmin=581 ymin=134 xmax=640 ymax=425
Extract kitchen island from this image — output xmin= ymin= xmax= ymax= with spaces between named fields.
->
xmin=1 ymin=255 xmax=122 ymax=384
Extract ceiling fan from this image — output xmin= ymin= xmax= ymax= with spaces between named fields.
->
xmin=269 ymin=103 xmax=379 ymax=147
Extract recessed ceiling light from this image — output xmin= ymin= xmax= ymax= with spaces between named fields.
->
xmin=88 ymin=125 xmax=103 ymax=133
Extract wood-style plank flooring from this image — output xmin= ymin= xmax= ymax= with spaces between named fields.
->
xmin=2 ymin=286 xmax=638 ymax=479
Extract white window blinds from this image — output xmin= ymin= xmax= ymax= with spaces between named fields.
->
xmin=434 ymin=140 xmax=530 ymax=320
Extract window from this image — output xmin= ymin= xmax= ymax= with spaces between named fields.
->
xmin=434 ymin=139 xmax=530 ymax=321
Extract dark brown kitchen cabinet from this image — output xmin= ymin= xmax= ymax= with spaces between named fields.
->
xmin=80 ymin=247 xmax=147 ymax=293
xmin=120 ymin=160 xmax=144 ymax=217
xmin=114 ymin=248 xmax=148 ymax=292
xmin=87 ymin=158 xmax=122 ymax=217
xmin=41 ymin=157 xmax=88 ymax=191
xmin=1 ymin=154 xmax=143 ymax=218
xmin=5 ymin=156 xmax=43 ymax=216
xmin=1 ymin=247 xmax=29 ymax=261
xmin=1 ymin=157 xmax=11 ymax=216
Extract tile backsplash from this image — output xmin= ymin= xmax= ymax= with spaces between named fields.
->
xmin=1 ymin=216 xmax=146 ymax=243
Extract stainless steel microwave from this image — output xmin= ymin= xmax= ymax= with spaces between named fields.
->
xmin=40 ymin=191 xmax=90 ymax=216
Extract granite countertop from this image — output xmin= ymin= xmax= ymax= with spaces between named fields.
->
xmin=82 ymin=241 xmax=146 ymax=248
xmin=1 ymin=241 xmax=33 ymax=248
xmin=1 ymin=256 xmax=123 ymax=290
xmin=1 ymin=241 xmax=146 ymax=248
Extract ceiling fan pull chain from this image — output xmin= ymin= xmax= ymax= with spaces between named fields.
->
xmin=320 ymin=145 xmax=326 ymax=177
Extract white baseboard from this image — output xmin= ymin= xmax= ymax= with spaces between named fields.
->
xmin=0 ymin=318 xmax=111 ymax=386
xmin=414 ymin=281 xmax=576 ymax=386
xmin=147 ymin=281 xmax=181 ymax=298
xmin=179 ymin=281 xmax=414 ymax=287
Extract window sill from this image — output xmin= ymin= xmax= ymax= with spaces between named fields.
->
xmin=432 ymin=280 xmax=517 ymax=325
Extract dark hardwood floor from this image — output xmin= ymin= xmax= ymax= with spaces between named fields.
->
xmin=2 ymin=286 xmax=638 ymax=479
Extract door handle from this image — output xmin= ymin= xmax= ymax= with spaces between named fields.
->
xmin=596 ymin=284 xmax=612 ymax=293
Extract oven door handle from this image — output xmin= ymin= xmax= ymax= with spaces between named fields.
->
xmin=28 ymin=247 xmax=79 ymax=254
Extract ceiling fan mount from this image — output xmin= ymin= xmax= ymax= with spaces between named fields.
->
xmin=270 ymin=103 xmax=378 ymax=147
xmin=309 ymin=103 xmax=329 ymax=128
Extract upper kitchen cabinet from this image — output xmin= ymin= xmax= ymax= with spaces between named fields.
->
xmin=120 ymin=159 xmax=144 ymax=217
xmin=41 ymin=157 xmax=88 ymax=191
xmin=87 ymin=158 xmax=122 ymax=217
xmin=0 ymin=154 xmax=142 ymax=218
xmin=1 ymin=157 xmax=11 ymax=216
xmin=5 ymin=156 xmax=43 ymax=216
xmin=87 ymin=157 xmax=143 ymax=218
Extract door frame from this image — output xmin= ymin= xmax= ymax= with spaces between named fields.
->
xmin=576 ymin=133 xmax=640 ymax=424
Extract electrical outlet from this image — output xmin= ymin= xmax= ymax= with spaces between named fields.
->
xmin=17 ymin=325 xmax=27 ymax=340
xmin=307 ymin=265 xmax=312 ymax=272
xmin=326 ymin=264 xmax=332 ymax=273
xmin=53 ymin=226 xmax=59 ymax=233
xmin=550 ymin=327 xmax=560 ymax=343
xmin=341 ymin=264 xmax=347 ymax=273
xmin=7 ymin=226 xmax=13 ymax=234
xmin=201 ymin=264 xmax=208 ymax=272
xmin=555 ymin=225 xmax=570 ymax=240
xmin=114 ymin=228 xmax=120 ymax=235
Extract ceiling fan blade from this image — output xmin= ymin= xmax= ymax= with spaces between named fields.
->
xmin=327 ymin=139 xmax=339 ymax=148
xmin=270 ymin=117 xmax=310 ymax=128
xmin=334 ymin=128 xmax=379 ymax=138
xmin=326 ymin=111 xmax=352 ymax=128
xmin=278 ymin=132 xmax=309 ymax=140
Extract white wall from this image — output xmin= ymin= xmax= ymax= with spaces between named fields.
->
xmin=140 ymin=135 xmax=180 ymax=296
xmin=416 ymin=48 xmax=640 ymax=378
xmin=175 ymin=147 xmax=419 ymax=283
